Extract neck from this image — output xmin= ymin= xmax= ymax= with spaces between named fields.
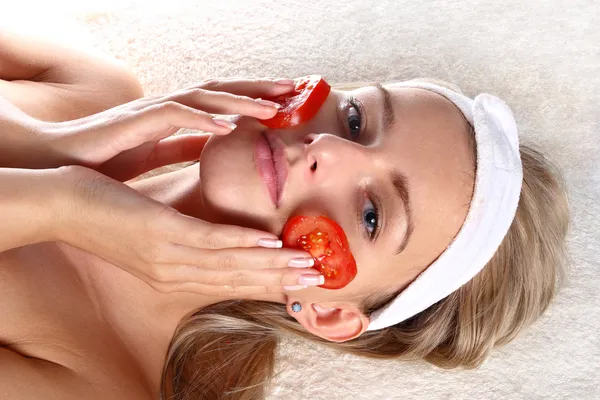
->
xmin=64 ymin=163 xmax=284 ymax=393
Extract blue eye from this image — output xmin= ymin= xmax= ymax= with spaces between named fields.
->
xmin=347 ymin=99 xmax=362 ymax=141
xmin=362 ymin=197 xmax=379 ymax=239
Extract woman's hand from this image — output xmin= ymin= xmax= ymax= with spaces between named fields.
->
xmin=53 ymin=166 xmax=322 ymax=297
xmin=1 ymin=78 xmax=294 ymax=181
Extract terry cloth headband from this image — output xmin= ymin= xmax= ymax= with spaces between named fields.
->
xmin=366 ymin=81 xmax=523 ymax=331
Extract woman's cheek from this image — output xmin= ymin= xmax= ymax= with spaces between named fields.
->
xmin=199 ymin=131 xmax=271 ymax=223
xmin=200 ymin=135 xmax=242 ymax=204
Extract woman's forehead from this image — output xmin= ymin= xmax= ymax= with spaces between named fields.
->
xmin=362 ymin=85 xmax=474 ymax=287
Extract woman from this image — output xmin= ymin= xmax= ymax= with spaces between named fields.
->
xmin=0 ymin=32 xmax=569 ymax=399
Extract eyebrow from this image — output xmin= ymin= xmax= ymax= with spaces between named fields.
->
xmin=391 ymin=171 xmax=414 ymax=254
xmin=371 ymin=83 xmax=414 ymax=254
xmin=374 ymin=83 xmax=395 ymax=132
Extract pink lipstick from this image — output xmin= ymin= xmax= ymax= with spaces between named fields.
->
xmin=254 ymin=132 xmax=288 ymax=207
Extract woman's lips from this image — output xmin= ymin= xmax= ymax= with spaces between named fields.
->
xmin=254 ymin=131 xmax=288 ymax=207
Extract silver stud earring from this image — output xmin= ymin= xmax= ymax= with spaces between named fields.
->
xmin=291 ymin=302 xmax=302 ymax=312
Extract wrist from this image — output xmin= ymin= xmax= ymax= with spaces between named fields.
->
xmin=30 ymin=167 xmax=70 ymax=243
xmin=50 ymin=165 xmax=87 ymax=244
xmin=51 ymin=165 xmax=114 ymax=248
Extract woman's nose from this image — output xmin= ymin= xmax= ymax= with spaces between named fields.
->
xmin=303 ymin=133 xmax=369 ymax=187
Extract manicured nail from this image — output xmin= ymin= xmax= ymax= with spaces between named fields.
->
xmin=283 ymin=285 xmax=308 ymax=291
xmin=298 ymin=274 xmax=325 ymax=286
xmin=212 ymin=118 xmax=237 ymax=130
xmin=255 ymin=99 xmax=281 ymax=109
xmin=257 ymin=238 xmax=283 ymax=248
xmin=273 ymin=78 xmax=295 ymax=85
xmin=288 ymin=258 xmax=315 ymax=268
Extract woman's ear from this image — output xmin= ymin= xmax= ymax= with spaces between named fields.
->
xmin=287 ymin=298 xmax=369 ymax=342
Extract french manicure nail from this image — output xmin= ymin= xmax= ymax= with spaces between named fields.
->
xmin=257 ymin=238 xmax=283 ymax=248
xmin=288 ymin=257 xmax=315 ymax=268
xmin=283 ymin=285 xmax=308 ymax=291
xmin=255 ymin=99 xmax=281 ymax=109
xmin=274 ymin=78 xmax=295 ymax=85
xmin=298 ymin=274 xmax=325 ymax=286
xmin=212 ymin=118 xmax=237 ymax=130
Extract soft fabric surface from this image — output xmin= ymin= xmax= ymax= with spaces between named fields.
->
xmin=3 ymin=1 xmax=598 ymax=398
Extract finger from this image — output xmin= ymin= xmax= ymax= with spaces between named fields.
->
xmin=162 ymin=214 xmax=282 ymax=249
xmin=98 ymin=134 xmax=210 ymax=181
xmin=139 ymin=134 xmax=210 ymax=172
xmin=164 ymin=244 xmax=314 ymax=270
xmin=70 ymin=102 xmax=235 ymax=163
xmin=59 ymin=77 xmax=292 ymax=130
xmin=192 ymin=78 xmax=296 ymax=99
xmin=156 ymin=89 xmax=282 ymax=120
xmin=163 ymin=263 xmax=323 ymax=288
xmin=97 ymin=141 xmax=158 ymax=182
xmin=132 ymin=102 xmax=238 ymax=138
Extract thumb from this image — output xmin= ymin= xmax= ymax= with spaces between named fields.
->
xmin=99 ymin=134 xmax=210 ymax=181
xmin=145 ymin=134 xmax=211 ymax=169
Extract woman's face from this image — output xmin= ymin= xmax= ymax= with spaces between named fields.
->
xmin=199 ymin=84 xmax=475 ymax=310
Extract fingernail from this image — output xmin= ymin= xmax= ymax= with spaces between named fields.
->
xmin=212 ymin=118 xmax=237 ymax=130
xmin=283 ymin=285 xmax=308 ymax=291
xmin=273 ymin=78 xmax=295 ymax=85
xmin=255 ymin=99 xmax=281 ymax=109
xmin=298 ymin=274 xmax=325 ymax=286
xmin=257 ymin=238 xmax=283 ymax=248
xmin=288 ymin=257 xmax=315 ymax=268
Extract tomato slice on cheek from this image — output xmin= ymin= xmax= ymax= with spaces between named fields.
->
xmin=260 ymin=75 xmax=331 ymax=129
xmin=281 ymin=216 xmax=358 ymax=290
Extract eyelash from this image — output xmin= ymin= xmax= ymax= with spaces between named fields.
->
xmin=361 ymin=194 xmax=381 ymax=241
xmin=346 ymin=97 xmax=380 ymax=241
xmin=347 ymin=96 xmax=363 ymax=141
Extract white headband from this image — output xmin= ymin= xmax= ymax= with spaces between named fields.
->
xmin=366 ymin=81 xmax=523 ymax=331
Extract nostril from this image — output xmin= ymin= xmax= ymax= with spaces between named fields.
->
xmin=304 ymin=133 xmax=318 ymax=146
xmin=310 ymin=160 xmax=317 ymax=171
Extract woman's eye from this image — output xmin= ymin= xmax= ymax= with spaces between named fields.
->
xmin=362 ymin=196 xmax=379 ymax=239
xmin=347 ymin=100 xmax=362 ymax=141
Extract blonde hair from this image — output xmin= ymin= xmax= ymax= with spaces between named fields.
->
xmin=160 ymin=80 xmax=569 ymax=400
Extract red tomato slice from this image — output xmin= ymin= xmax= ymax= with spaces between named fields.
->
xmin=282 ymin=216 xmax=357 ymax=290
xmin=260 ymin=75 xmax=331 ymax=129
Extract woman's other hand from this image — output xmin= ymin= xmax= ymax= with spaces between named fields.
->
xmin=53 ymin=166 xmax=321 ymax=297
xmin=1 ymin=78 xmax=294 ymax=180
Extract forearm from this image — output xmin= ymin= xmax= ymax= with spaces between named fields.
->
xmin=0 ymin=168 xmax=60 ymax=252
xmin=0 ymin=96 xmax=46 ymax=167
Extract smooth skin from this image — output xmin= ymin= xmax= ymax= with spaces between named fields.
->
xmin=0 ymin=31 xmax=475 ymax=399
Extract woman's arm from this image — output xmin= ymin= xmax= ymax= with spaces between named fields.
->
xmin=0 ymin=29 xmax=143 ymax=122
xmin=0 ymin=165 xmax=315 ymax=297
xmin=0 ymin=167 xmax=59 ymax=252
xmin=0 ymin=77 xmax=290 ymax=176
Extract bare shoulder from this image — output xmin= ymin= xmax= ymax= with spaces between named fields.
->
xmin=0 ymin=29 xmax=143 ymax=121
xmin=0 ymin=347 xmax=153 ymax=400
xmin=0 ymin=65 xmax=143 ymax=122
xmin=0 ymin=245 xmax=153 ymax=399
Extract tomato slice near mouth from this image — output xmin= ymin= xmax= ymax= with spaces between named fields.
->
xmin=282 ymin=216 xmax=357 ymax=290
xmin=260 ymin=75 xmax=331 ymax=129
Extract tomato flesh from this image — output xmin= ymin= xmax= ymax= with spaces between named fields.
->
xmin=282 ymin=216 xmax=357 ymax=290
xmin=260 ymin=75 xmax=331 ymax=129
